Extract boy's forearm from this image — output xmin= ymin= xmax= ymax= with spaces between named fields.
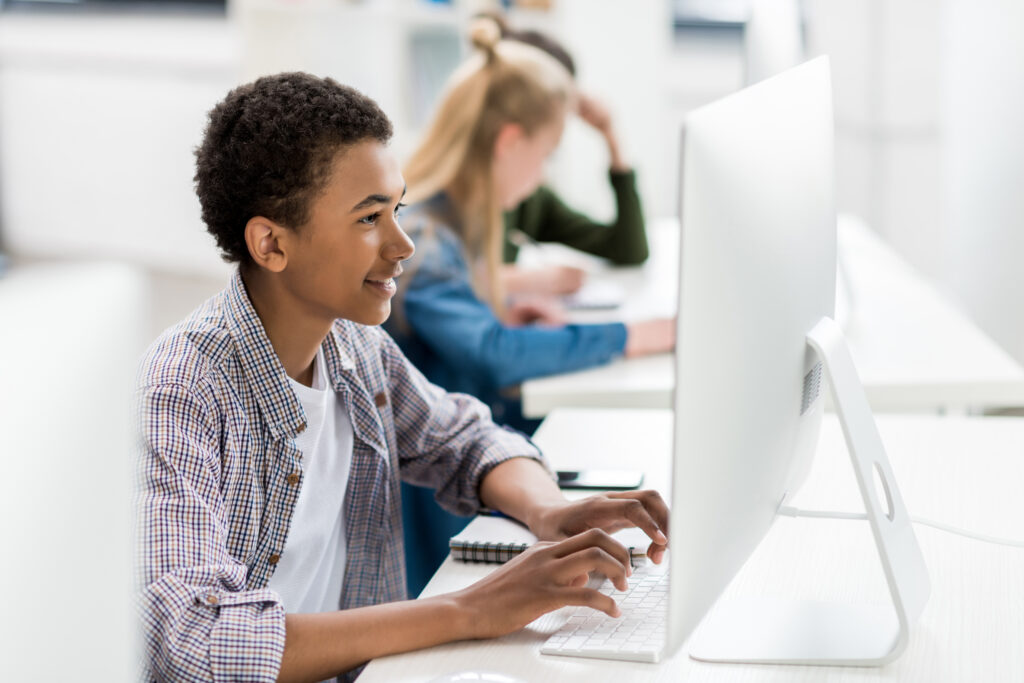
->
xmin=478 ymin=457 xmax=565 ymax=532
xmin=277 ymin=595 xmax=471 ymax=683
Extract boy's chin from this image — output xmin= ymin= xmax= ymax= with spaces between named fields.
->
xmin=345 ymin=304 xmax=391 ymax=327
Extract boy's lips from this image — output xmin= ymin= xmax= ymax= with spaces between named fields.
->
xmin=364 ymin=267 xmax=402 ymax=296
xmin=365 ymin=266 xmax=403 ymax=285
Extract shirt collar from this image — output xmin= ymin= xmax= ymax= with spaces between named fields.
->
xmin=323 ymin=323 xmax=358 ymax=386
xmin=222 ymin=269 xmax=356 ymax=440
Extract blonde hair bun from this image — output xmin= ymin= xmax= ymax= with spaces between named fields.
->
xmin=468 ymin=16 xmax=502 ymax=53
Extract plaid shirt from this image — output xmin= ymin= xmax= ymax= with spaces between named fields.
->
xmin=135 ymin=270 xmax=545 ymax=682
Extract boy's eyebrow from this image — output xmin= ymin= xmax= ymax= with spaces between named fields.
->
xmin=350 ymin=185 xmax=407 ymax=212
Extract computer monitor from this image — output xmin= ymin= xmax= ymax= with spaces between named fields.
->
xmin=664 ymin=56 xmax=929 ymax=665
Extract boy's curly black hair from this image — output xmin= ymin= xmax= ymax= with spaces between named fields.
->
xmin=195 ymin=72 xmax=393 ymax=263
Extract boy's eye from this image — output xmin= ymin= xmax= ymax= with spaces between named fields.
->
xmin=394 ymin=202 xmax=406 ymax=217
xmin=359 ymin=203 xmax=405 ymax=225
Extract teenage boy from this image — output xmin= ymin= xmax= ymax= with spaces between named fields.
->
xmin=135 ymin=72 xmax=669 ymax=683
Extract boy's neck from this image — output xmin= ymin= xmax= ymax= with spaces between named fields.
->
xmin=240 ymin=266 xmax=332 ymax=388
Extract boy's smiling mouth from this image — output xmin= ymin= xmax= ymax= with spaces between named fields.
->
xmin=365 ymin=268 xmax=402 ymax=296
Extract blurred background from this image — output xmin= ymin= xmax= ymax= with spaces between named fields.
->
xmin=1 ymin=0 xmax=1022 ymax=354
xmin=0 ymin=0 xmax=1021 ymax=679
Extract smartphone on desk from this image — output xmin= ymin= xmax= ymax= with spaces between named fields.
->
xmin=556 ymin=469 xmax=644 ymax=491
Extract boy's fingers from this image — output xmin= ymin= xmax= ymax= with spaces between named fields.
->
xmin=607 ymin=491 xmax=670 ymax=543
xmin=548 ymin=528 xmax=631 ymax=570
xmin=560 ymin=587 xmax=621 ymax=618
xmin=554 ymin=545 xmax=630 ymax=591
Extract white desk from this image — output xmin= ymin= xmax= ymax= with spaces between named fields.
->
xmin=521 ymin=215 xmax=1024 ymax=417
xmin=360 ymin=409 xmax=1024 ymax=682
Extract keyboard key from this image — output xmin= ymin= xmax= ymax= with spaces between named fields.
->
xmin=541 ymin=562 xmax=669 ymax=664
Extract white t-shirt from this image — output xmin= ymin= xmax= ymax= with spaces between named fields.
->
xmin=267 ymin=348 xmax=354 ymax=614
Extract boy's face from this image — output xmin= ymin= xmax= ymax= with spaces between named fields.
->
xmin=277 ymin=140 xmax=413 ymax=326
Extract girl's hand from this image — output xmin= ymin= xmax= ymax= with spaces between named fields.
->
xmin=577 ymin=93 xmax=628 ymax=172
xmin=625 ymin=318 xmax=677 ymax=357
xmin=577 ymin=93 xmax=614 ymax=135
xmin=504 ymin=296 xmax=569 ymax=327
xmin=502 ymin=264 xmax=586 ymax=297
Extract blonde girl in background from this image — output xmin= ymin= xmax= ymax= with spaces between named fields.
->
xmin=485 ymin=12 xmax=652 ymax=298
xmin=384 ymin=17 xmax=674 ymax=595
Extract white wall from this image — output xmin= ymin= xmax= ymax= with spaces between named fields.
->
xmin=234 ymin=0 xmax=675 ymax=220
xmin=801 ymin=0 xmax=1024 ymax=365
xmin=1 ymin=1 xmax=1021 ymax=364
xmin=234 ymin=0 xmax=453 ymax=162
xmin=803 ymin=0 xmax=944 ymax=281
xmin=529 ymin=0 xmax=674 ymax=222
xmin=0 ymin=14 xmax=238 ymax=282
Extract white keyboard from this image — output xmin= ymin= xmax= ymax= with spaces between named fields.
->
xmin=540 ymin=561 xmax=668 ymax=663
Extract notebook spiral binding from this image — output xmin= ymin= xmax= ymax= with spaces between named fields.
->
xmin=449 ymin=540 xmax=531 ymax=564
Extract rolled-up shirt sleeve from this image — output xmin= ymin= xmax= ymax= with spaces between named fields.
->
xmin=136 ymin=382 xmax=285 ymax=683
xmin=377 ymin=328 xmax=554 ymax=516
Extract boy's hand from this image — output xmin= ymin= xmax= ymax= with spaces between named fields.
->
xmin=527 ymin=490 xmax=670 ymax=565
xmin=451 ymin=528 xmax=632 ymax=639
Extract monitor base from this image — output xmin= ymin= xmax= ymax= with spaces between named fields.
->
xmin=689 ymin=597 xmax=900 ymax=666
xmin=689 ymin=317 xmax=930 ymax=666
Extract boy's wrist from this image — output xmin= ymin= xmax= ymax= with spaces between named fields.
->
xmin=523 ymin=499 xmax=567 ymax=540
xmin=444 ymin=589 xmax=486 ymax=640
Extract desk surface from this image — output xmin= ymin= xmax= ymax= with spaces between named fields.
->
xmin=360 ymin=409 xmax=1024 ymax=682
xmin=521 ymin=215 xmax=1024 ymax=417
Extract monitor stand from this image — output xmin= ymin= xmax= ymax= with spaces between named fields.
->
xmin=687 ymin=316 xmax=931 ymax=666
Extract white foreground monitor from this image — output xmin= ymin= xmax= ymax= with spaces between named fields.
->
xmin=665 ymin=56 xmax=930 ymax=665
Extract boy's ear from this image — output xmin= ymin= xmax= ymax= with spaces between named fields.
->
xmin=493 ymin=122 xmax=525 ymax=161
xmin=244 ymin=216 xmax=289 ymax=273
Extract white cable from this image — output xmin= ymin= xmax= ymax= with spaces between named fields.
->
xmin=779 ymin=506 xmax=866 ymax=521
xmin=778 ymin=505 xmax=1024 ymax=548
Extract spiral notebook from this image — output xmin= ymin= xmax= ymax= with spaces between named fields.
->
xmin=450 ymin=515 xmax=651 ymax=565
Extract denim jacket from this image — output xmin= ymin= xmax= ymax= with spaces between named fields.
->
xmin=385 ymin=193 xmax=627 ymax=424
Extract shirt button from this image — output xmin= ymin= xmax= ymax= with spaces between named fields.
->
xmin=268 ymin=553 xmax=281 ymax=565
xmin=297 ymin=421 xmax=307 ymax=434
xmin=374 ymin=392 xmax=387 ymax=408
xmin=206 ymin=595 xmax=219 ymax=605
xmin=286 ymin=473 xmax=300 ymax=485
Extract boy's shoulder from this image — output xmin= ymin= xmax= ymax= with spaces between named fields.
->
xmin=137 ymin=291 xmax=233 ymax=392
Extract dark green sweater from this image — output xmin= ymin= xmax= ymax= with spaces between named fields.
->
xmin=502 ymin=169 xmax=648 ymax=265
